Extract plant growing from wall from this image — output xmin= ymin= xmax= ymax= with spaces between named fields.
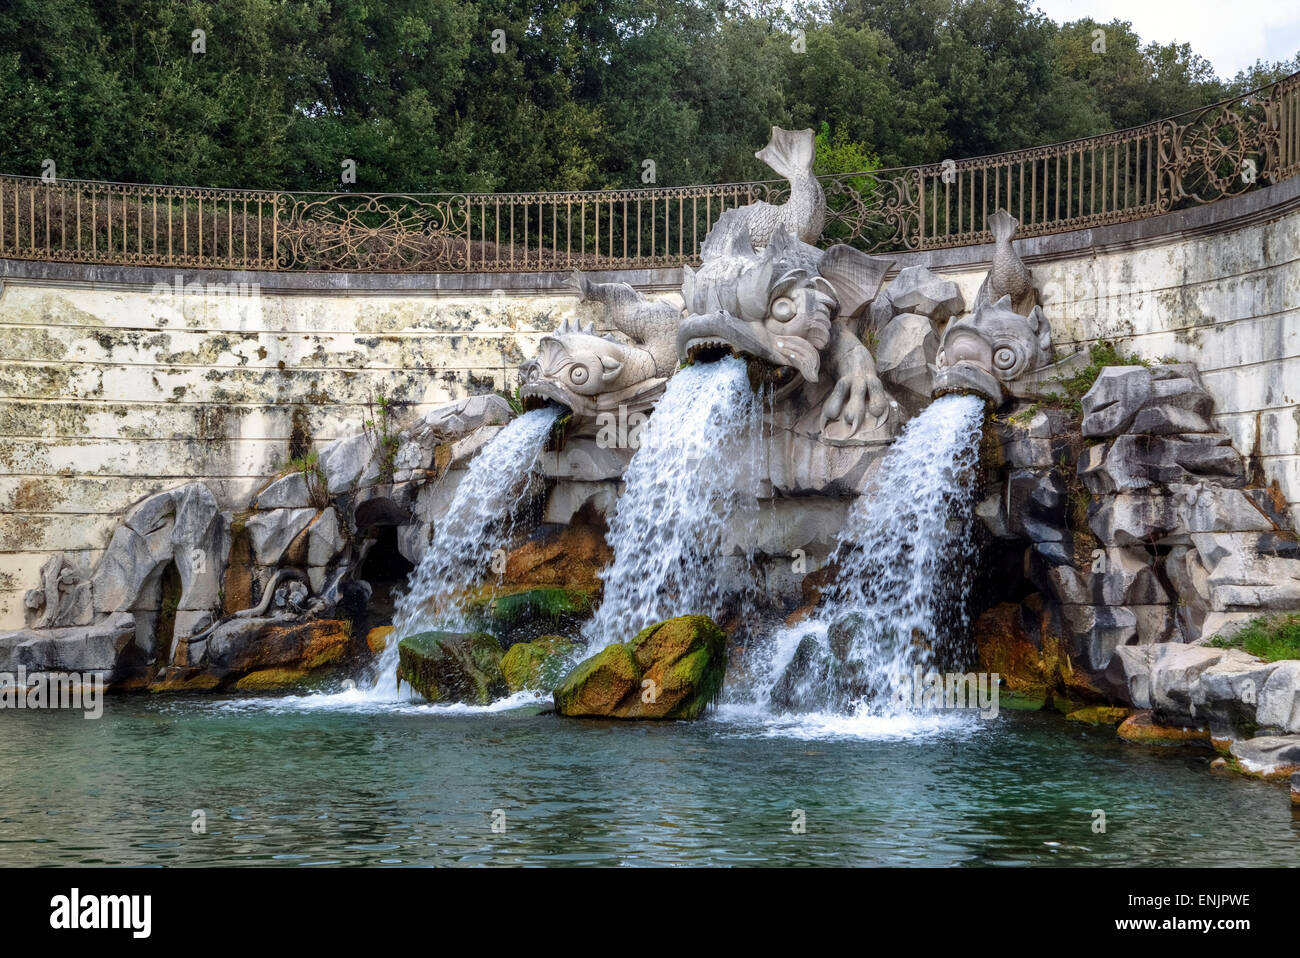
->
xmin=1043 ymin=339 xmax=1150 ymax=415
xmin=285 ymin=450 xmax=329 ymax=508
xmin=364 ymin=393 xmax=401 ymax=483
xmin=500 ymin=384 xmax=525 ymax=416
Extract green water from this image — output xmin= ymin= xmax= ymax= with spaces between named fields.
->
xmin=0 ymin=696 xmax=1295 ymax=866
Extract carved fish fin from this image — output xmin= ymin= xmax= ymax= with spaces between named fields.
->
xmin=681 ymin=264 xmax=697 ymax=313
xmin=598 ymin=354 xmax=624 ymax=383
xmin=701 ymin=208 xmax=755 ymax=260
xmin=737 ymin=257 xmax=775 ymax=319
xmin=755 ymin=127 xmax=816 ymax=182
xmin=818 ymin=245 xmax=894 ymax=319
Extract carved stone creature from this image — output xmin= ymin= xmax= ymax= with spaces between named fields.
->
xmin=975 ymin=209 xmax=1036 ymax=315
xmin=933 ymin=295 xmax=1053 ymax=404
xmin=519 ymin=272 xmax=680 ymax=432
xmin=704 ymin=127 xmax=825 ymax=249
xmin=677 ymin=225 xmax=895 ymax=440
xmin=24 ymin=554 xmax=91 ymax=629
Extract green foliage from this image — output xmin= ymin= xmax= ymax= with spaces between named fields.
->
xmin=1007 ymin=402 xmax=1040 ymax=425
xmin=285 ymin=449 xmax=328 ymax=508
xmin=1207 ymin=613 xmax=1300 ymax=662
xmin=2 ymin=0 xmax=1288 ymax=193
xmin=501 ymin=384 xmax=525 ymax=416
xmin=813 ymin=120 xmax=880 ymax=243
xmin=1045 ymin=340 xmax=1150 ymax=415
xmin=363 ymin=393 xmax=400 ymax=484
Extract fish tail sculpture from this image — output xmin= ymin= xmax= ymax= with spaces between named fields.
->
xmin=976 ymin=209 xmax=1036 ymax=315
xmin=706 ymin=127 xmax=826 ymax=251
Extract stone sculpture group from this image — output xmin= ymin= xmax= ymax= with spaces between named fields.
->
xmin=2 ymin=128 xmax=1297 ymax=775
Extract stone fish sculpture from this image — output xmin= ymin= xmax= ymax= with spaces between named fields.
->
xmin=519 ymin=272 xmax=680 ymax=435
xmin=676 ymin=223 xmax=896 ymax=443
xmin=516 ymin=127 xmax=905 ymax=492
xmin=975 ymin=209 xmax=1036 ymax=315
xmin=932 ymin=294 xmax=1053 ymax=404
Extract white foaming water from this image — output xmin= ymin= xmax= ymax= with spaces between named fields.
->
xmin=738 ymin=393 xmax=986 ymax=727
xmin=367 ymin=405 xmax=562 ymax=699
xmin=582 ymin=358 xmax=763 ymax=651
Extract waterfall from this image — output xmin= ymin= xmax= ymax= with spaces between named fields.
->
xmin=368 ymin=405 xmax=561 ymax=697
xmin=741 ymin=393 xmax=985 ymax=717
xmin=582 ymin=358 xmax=763 ymax=651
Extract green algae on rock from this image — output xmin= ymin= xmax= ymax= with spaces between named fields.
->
xmin=397 ymin=630 xmax=506 ymax=705
xmin=553 ymin=615 xmax=726 ymax=719
xmin=500 ymin=634 xmax=578 ymax=693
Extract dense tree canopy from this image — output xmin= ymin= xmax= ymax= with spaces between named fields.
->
xmin=0 ymin=0 xmax=1294 ymax=191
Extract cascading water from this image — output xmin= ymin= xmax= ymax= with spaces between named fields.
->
xmin=368 ymin=405 xmax=562 ymax=698
xmin=582 ymin=357 xmax=763 ymax=651
xmin=738 ymin=393 xmax=986 ymax=719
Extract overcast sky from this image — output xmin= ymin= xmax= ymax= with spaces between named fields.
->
xmin=1030 ymin=0 xmax=1300 ymax=77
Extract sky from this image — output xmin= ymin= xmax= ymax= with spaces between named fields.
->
xmin=1030 ymin=0 xmax=1300 ymax=78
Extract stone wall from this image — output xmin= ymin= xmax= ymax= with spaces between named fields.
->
xmin=0 ymin=262 xmax=679 ymax=628
xmin=0 ymin=176 xmax=1296 ymax=629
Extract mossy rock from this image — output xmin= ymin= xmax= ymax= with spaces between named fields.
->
xmin=553 ymin=614 xmax=726 ymax=720
xmin=366 ymin=625 xmax=395 ymax=655
xmin=1065 ymin=705 xmax=1133 ymax=726
xmin=234 ymin=668 xmax=318 ymax=691
xmin=464 ymin=586 xmax=594 ymax=646
xmin=396 ymin=630 xmax=507 ymax=705
xmin=500 ymin=635 xmax=578 ymax=693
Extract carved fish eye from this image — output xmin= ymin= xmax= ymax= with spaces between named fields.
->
xmin=770 ymin=296 xmax=797 ymax=321
xmin=570 ymin=366 xmax=589 ymax=385
xmin=993 ymin=345 xmax=1018 ymax=370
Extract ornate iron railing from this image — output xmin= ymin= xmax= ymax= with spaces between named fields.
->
xmin=1 ymin=70 xmax=1296 ymax=272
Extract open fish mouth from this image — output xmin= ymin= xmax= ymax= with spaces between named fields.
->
xmin=681 ymin=336 xmax=739 ymax=365
xmin=519 ymin=381 xmax=592 ymax=417
xmin=676 ymin=310 xmax=820 ymax=384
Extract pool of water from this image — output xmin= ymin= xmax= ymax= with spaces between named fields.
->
xmin=1 ymin=695 xmax=1295 ymax=866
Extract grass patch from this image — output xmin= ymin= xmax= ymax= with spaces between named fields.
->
xmin=1041 ymin=340 xmax=1150 ymax=416
xmin=1207 ymin=612 xmax=1300 ymax=662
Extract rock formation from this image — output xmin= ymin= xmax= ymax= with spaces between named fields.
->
xmin=552 ymin=614 xmax=727 ymax=719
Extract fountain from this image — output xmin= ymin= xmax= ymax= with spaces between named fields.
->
xmin=579 ymin=356 xmax=764 ymax=652
xmin=743 ymin=393 xmax=986 ymax=715
xmin=369 ymin=405 xmax=562 ymax=698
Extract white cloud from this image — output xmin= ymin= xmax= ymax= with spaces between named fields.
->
xmin=1030 ymin=0 xmax=1300 ymax=77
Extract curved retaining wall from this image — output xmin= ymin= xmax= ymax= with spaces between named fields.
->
xmin=0 ymin=178 xmax=1296 ymax=628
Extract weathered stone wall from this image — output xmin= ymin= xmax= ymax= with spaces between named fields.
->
xmin=0 ymin=176 xmax=1295 ymax=629
xmin=0 ymin=263 xmax=679 ymax=628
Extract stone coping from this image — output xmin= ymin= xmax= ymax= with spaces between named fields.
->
xmin=1 ymin=176 xmax=1296 ymax=295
